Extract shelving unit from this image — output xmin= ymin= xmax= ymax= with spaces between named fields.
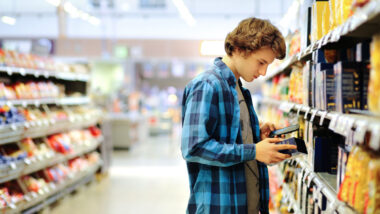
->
xmin=0 ymin=66 xmax=90 ymax=82
xmin=273 ymin=157 xmax=356 ymax=214
xmin=0 ymin=97 xmax=90 ymax=107
xmin=0 ymin=56 xmax=103 ymax=212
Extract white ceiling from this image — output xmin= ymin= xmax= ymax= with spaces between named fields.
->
xmin=0 ymin=0 xmax=293 ymax=39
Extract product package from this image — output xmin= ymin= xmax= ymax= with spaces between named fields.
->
xmin=278 ymin=137 xmax=308 ymax=156
xmin=356 ymin=41 xmax=371 ymax=62
xmin=315 ymin=63 xmax=336 ymax=111
xmin=312 ymin=62 xmax=334 ymax=108
xmin=334 ymin=61 xmax=361 ymax=113
xmin=368 ymin=34 xmax=380 ymax=113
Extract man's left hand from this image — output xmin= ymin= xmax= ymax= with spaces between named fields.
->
xmin=260 ymin=122 xmax=281 ymax=140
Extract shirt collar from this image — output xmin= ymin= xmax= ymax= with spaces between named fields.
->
xmin=214 ymin=57 xmax=237 ymax=88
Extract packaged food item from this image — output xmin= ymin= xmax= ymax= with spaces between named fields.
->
xmin=365 ymin=158 xmax=380 ymax=214
xmin=289 ymin=66 xmax=304 ymax=104
xmin=46 ymin=134 xmax=73 ymax=154
xmin=20 ymin=138 xmax=38 ymax=157
xmin=0 ymin=106 xmax=25 ymax=125
xmin=334 ymin=61 xmax=361 ymax=113
xmin=368 ymin=34 xmax=380 ymax=113
xmin=22 ymin=175 xmax=48 ymax=193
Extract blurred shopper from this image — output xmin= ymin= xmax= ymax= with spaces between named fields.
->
xmin=181 ymin=17 xmax=296 ymax=214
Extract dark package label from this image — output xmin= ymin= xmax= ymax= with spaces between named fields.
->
xmin=335 ymin=62 xmax=360 ymax=113
xmin=325 ymin=69 xmax=336 ymax=111
xmin=278 ymin=137 xmax=308 ymax=155
xmin=361 ymin=63 xmax=370 ymax=110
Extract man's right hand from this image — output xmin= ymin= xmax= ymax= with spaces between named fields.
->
xmin=255 ymin=138 xmax=297 ymax=165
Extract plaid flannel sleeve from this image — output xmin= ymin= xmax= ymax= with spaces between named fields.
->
xmin=181 ymin=80 xmax=257 ymax=167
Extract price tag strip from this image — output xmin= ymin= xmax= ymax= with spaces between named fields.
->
xmin=328 ymin=114 xmax=339 ymax=131
xmin=310 ymin=109 xmax=319 ymax=123
xmin=297 ymin=105 xmax=303 ymax=117
xmin=369 ymin=124 xmax=380 ymax=151
xmin=354 ymin=120 xmax=368 ymax=144
xmin=319 ymin=111 xmax=328 ymax=126
xmin=304 ymin=107 xmax=311 ymax=120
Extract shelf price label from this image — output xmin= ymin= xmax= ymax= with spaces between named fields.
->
xmin=34 ymin=70 xmax=40 ymax=77
xmin=354 ymin=120 xmax=368 ymax=144
xmin=328 ymin=114 xmax=339 ymax=131
xmin=9 ymin=162 xmax=16 ymax=170
xmin=369 ymin=124 xmax=380 ymax=151
xmin=304 ymin=107 xmax=311 ymax=119
xmin=310 ymin=109 xmax=319 ymax=123
xmin=6 ymin=67 xmax=12 ymax=75
xmin=19 ymin=68 xmax=26 ymax=76
xmin=319 ymin=111 xmax=328 ymax=126
xmin=326 ymin=200 xmax=339 ymax=214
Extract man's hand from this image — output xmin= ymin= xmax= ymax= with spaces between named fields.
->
xmin=260 ymin=122 xmax=281 ymax=140
xmin=255 ymin=138 xmax=297 ymax=165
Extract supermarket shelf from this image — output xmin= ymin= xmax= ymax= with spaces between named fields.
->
xmin=265 ymin=0 xmax=380 ymax=80
xmin=0 ymin=66 xmax=90 ymax=82
xmin=259 ymin=97 xmax=380 ymax=150
xmin=0 ymin=137 xmax=103 ymax=184
xmin=282 ymin=183 xmax=301 ymax=214
xmin=21 ymin=162 xmax=100 ymax=214
xmin=0 ymin=112 xmax=102 ymax=145
xmin=264 ymin=55 xmax=299 ymax=81
xmin=0 ymin=162 xmax=100 ymax=214
xmin=0 ymin=97 xmax=90 ymax=107
xmin=274 ymin=167 xmax=301 ymax=214
xmin=22 ymin=171 xmax=94 ymax=214
xmin=295 ymin=158 xmax=357 ymax=214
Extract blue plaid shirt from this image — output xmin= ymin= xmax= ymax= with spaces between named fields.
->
xmin=181 ymin=57 xmax=269 ymax=214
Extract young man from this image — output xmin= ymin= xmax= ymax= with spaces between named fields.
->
xmin=181 ymin=17 xmax=297 ymax=214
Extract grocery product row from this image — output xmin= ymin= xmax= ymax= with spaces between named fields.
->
xmin=0 ymin=49 xmax=90 ymax=82
xmin=259 ymin=30 xmax=380 ymax=150
xmin=269 ymin=143 xmax=380 ymax=214
xmin=0 ymin=105 xmax=102 ymax=145
xmin=1 ymin=154 xmax=101 ymax=213
xmin=258 ymin=95 xmax=380 ymax=213
xmin=266 ymin=0 xmax=380 ymax=80
xmin=0 ymin=125 xmax=102 ymax=213
xmin=1 ymin=128 xmax=102 ymax=182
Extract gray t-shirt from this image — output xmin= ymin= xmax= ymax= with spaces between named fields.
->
xmin=236 ymin=82 xmax=260 ymax=214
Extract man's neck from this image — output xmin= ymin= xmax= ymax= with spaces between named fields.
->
xmin=222 ymin=55 xmax=240 ymax=81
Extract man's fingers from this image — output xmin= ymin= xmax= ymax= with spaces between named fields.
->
xmin=270 ymin=123 xmax=276 ymax=131
xmin=266 ymin=138 xmax=284 ymax=143
xmin=275 ymin=152 xmax=291 ymax=160
xmin=275 ymin=144 xmax=297 ymax=150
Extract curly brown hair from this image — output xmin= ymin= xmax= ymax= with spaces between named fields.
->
xmin=225 ymin=17 xmax=286 ymax=59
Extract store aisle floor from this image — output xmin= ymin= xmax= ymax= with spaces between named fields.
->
xmin=51 ymin=134 xmax=189 ymax=214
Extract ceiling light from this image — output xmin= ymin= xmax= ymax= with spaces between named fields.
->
xmin=1 ymin=16 xmax=16 ymax=25
xmin=172 ymin=0 xmax=196 ymax=27
xmin=45 ymin=0 xmax=61 ymax=7
xmin=200 ymin=41 xmax=225 ymax=56
xmin=88 ymin=16 xmax=100 ymax=26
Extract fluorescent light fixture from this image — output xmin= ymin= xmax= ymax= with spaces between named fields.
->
xmin=172 ymin=0 xmax=196 ymax=27
xmin=1 ymin=16 xmax=16 ymax=25
xmin=79 ymin=11 xmax=90 ymax=21
xmin=88 ymin=16 xmax=100 ymax=26
xmin=61 ymin=1 xmax=100 ymax=26
xmin=200 ymin=40 xmax=225 ymax=56
xmin=45 ymin=0 xmax=61 ymax=7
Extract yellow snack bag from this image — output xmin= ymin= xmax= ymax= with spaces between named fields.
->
xmin=365 ymin=158 xmax=380 ymax=214
xmin=369 ymin=34 xmax=380 ymax=113
xmin=352 ymin=148 xmax=371 ymax=213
